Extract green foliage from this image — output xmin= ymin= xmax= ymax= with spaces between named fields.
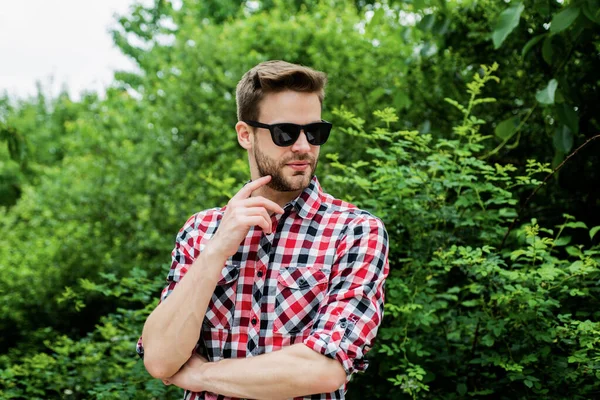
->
xmin=536 ymin=78 xmax=559 ymax=105
xmin=330 ymin=67 xmax=600 ymax=399
xmin=0 ymin=0 xmax=599 ymax=399
xmin=549 ymin=6 xmax=581 ymax=35
xmin=492 ymin=2 xmax=525 ymax=49
xmin=0 ymin=0 xmax=418 ymax=347
xmin=0 ymin=269 xmax=178 ymax=399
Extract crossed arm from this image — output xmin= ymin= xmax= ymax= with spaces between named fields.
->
xmin=141 ymin=241 xmax=346 ymax=399
xmin=163 ymin=343 xmax=346 ymax=399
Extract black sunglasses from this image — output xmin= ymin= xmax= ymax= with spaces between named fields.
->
xmin=243 ymin=120 xmax=332 ymax=147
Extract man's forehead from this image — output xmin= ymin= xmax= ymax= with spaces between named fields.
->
xmin=257 ymin=91 xmax=322 ymax=123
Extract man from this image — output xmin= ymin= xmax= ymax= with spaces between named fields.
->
xmin=137 ymin=60 xmax=389 ymax=400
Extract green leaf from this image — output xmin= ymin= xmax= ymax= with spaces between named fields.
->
xmin=521 ymin=34 xmax=546 ymax=58
xmin=413 ymin=0 xmax=428 ymax=11
xmin=566 ymin=246 xmax=583 ymax=257
xmin=552 ymin=149 xmax=566 ymax=168
xmin=550 ymin=7 xmax=581 ymax=35
xmin=457 ymin=383 xmax=468 ymax=396
xmin=492 ymin=2 xmax=525 ymax=49
xmin=524 ymin=379 xmax=533 ymax=388
xmin=433 ymin=16 xmax=451 ymax=36
xmin=565 ymin=221 xmax=588 ymax=229
xmin=536 ymin=79 xmax=558 ymax=105
xmin=418 ymin=14 xmax=436 ymax=31
xmin=556 ymin=103 xmax=579 ymax=134
xmin=553 ymin=236 xmax=571 ymax=247
xmin=590 ymin=226 xmax=600 ymax=240
xmin=368 ymin=87 xmax=387 ymax=103
xmin=582 ymin=0 xmax=600 ymax=24
xmin=444 ymin=98 xmax=467 ymax=114
xmin=553 ymin=125 xmax=573 ymax=154
xmin=495 ymin=116 xmax=520 ymax=140
xmin=481 ymin=334 xmax=496 ymax=347
xmin=542 ymin=36 xmax=554 ymax=65
xmin=394 ymin=91 xmax=412 ymax=110
xmin=368 ymin=8 xmax=385 ymax=34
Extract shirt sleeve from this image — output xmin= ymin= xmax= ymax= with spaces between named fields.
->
xmin=303 ymin=214 xmax=389 ymax=376
xmin=136 ymin=213 xmax=199 ymax=359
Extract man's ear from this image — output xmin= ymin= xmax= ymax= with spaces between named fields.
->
xmin=236 ymin=121 xmax=253 ymax=150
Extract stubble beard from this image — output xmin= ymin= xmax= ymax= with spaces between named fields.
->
xmin=254 ymin=145 xmax=317 ymax=192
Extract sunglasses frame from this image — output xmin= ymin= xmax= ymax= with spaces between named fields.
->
xmin=243 ymin=120 xmax=332 ymax=147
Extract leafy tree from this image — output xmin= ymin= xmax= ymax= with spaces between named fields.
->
xmin=1 ymin=1 xmax=599 ymax=399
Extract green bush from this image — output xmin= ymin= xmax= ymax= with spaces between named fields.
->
xmin=330 ymin=65 xmax=600 ymax=399
xmin=2 ymin=64 xmax=598 ymax=399
xmin=0 ymin=0 xmax=418 ymax=346
xmin=1 ymin=0 xmax=599 ymax=398
xmin=0 ymin=268 xmax=180 ymax=400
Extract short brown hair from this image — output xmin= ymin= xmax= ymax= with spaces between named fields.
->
xmin=236 ymin=60 xmax=327 ymax=121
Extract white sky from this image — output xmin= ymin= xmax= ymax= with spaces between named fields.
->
xmin=0 ymin=0 xmax=152 ymax=101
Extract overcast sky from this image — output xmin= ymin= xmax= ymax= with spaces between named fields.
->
xmin=0 ymin=0 xmax=152 ymax=101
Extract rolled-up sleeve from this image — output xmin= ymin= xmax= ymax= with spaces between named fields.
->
xmin=136 ymin=213 xmax=199 ymax=359
xmin=303 ymin=214 xmax=389 ymax=376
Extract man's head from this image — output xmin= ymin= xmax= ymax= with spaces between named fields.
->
xmin=235 ymin=61 xmax=328 ymax=193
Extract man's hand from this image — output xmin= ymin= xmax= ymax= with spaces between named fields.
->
xmin=209 ymin=175 xmax=285 ymax=258
xmin=163 ymin=354 xmax=209 ymax=391
xmin=162 ymin=344 xmax=346 ymax=399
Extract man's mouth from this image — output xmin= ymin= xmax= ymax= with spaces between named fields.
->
xmin=286 ymin=161 xmax=310 ymax=171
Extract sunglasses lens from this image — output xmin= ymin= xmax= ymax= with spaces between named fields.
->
xmin=273 ymin=124 xmax=300 ymax=146
xmin=305 ymin=123 xmax=331 ymax=145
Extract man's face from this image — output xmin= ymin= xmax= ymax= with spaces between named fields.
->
xmin=251 ymin=90 xmax=322 ymax=192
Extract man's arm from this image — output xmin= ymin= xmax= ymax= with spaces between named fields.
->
xmin=141 ymin=244 xmax=226 ymax=379
xmin=142 ymin=175 xmax=284 ymax=379
xmin=166 ymin=343 xmax=346 ymax=400
xmin=167 ymin=214 xmax=389 ymax=398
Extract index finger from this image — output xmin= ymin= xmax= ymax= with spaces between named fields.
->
xmin=233 ymin=175 xmax=272 ymax=200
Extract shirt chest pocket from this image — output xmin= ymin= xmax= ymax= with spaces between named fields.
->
xmin=273 ymin=266 xmax=329 ymax=335
xmin=204 ymin=261 xmax=240 ymax=330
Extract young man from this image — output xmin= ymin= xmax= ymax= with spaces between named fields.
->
xmin=137 ymin=60 xmax=389 ymax=400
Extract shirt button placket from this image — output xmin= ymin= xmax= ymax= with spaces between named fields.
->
xmin=248 ymin=312 xmax=260 ymax=356
xmin=250 ymin=253 xmax=267 ymax=357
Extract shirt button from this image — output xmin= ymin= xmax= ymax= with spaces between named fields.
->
xmin=257 ymin=270 xmax=263 ymax=278
xmin=251 ymin=317 xmax=257 ymax=325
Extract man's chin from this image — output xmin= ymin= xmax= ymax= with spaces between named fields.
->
xmin=268 ymin=173 xmax=311 ymax=192
xmin=289 ymin=173 xmax=313 ymax=190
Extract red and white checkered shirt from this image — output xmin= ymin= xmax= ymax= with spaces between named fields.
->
xmin=137 ymin=176 xmax=389 ymax=399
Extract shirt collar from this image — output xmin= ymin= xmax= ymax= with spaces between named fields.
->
xmin=285 ymin=175 xmax=323 ymax=220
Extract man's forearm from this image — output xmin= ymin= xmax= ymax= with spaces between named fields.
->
xmin=172 ymin=343 xmax=347 ymax=399
xmin=142 ymin=245 xmax=226 ymax=379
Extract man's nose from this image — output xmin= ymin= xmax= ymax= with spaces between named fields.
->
xmin=291 ymin=130 xmax=311 ymax=153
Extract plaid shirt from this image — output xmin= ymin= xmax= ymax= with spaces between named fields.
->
xmin=137 ymin=176 xmax=389 ymax=400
